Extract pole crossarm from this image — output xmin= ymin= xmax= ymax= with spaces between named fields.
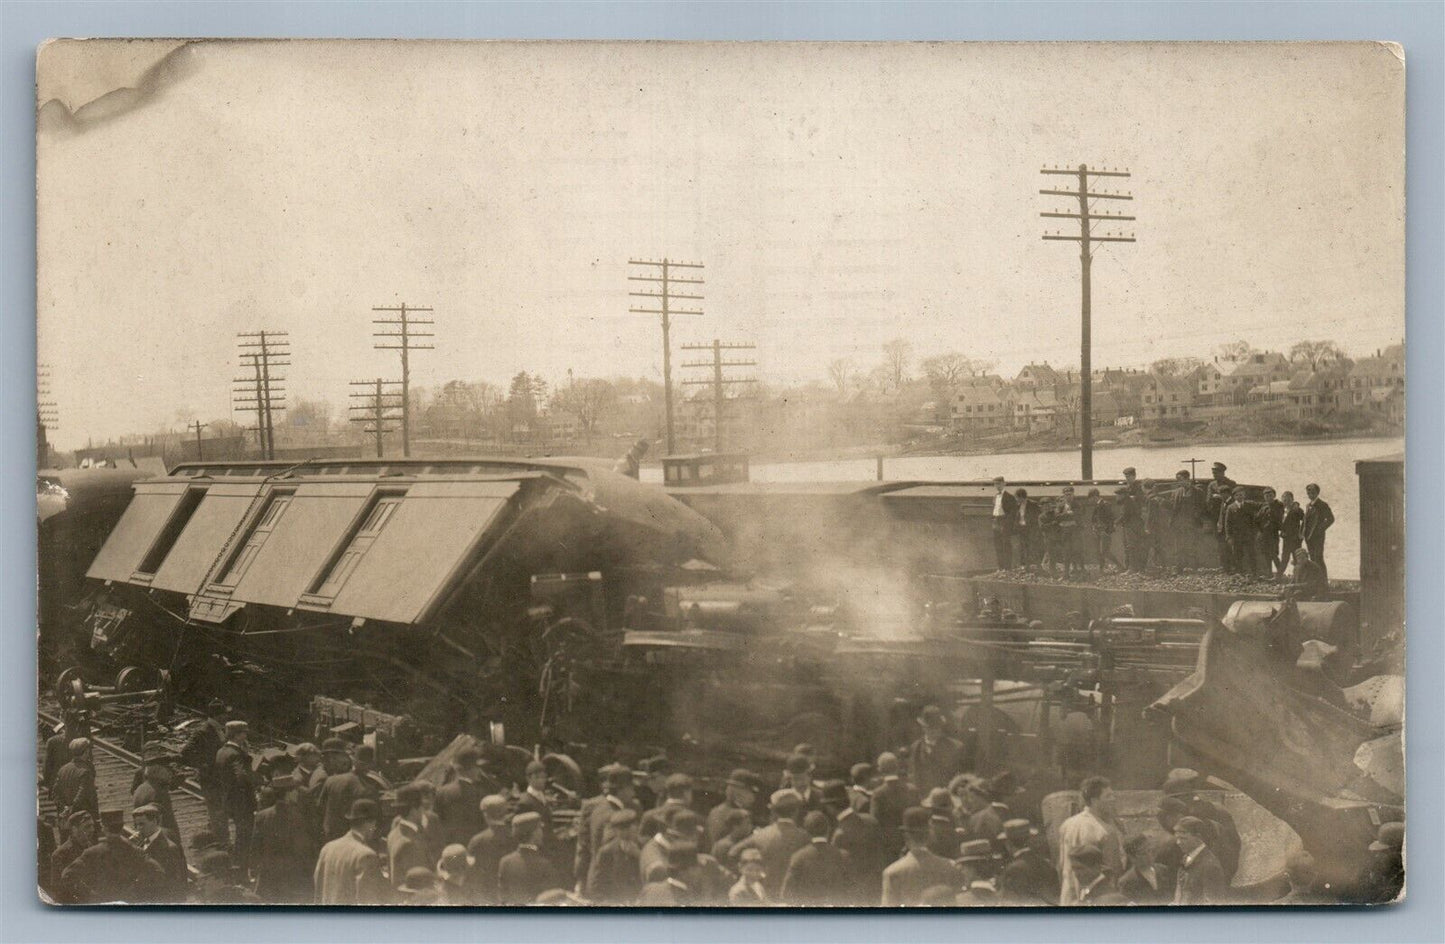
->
xmin=370 ymin=302 xmax=434 ymax=458
xmin=627 ymin=258 xmax=707 ymax=456
xmin=1038 ymin=163 xmax=1138 ymax=479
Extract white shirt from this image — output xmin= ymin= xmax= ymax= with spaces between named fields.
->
xmin=993 ymin=493 xmax=1005 ymax=516
xmin=1057 ymin=808 xmax=1124 ymax=905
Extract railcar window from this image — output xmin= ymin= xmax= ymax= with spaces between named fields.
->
xmin=135 ymin=488 xmax=208 ymax=575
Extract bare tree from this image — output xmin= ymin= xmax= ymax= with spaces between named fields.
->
xmin=881 ymin=338 xmax=913 ymax=392
xmin=552 ymin=377 xmax=617 ymax=441
xmin=826 ymin=357 xmax=855 ymax=396
xmin=1215 ymin=339 xmax=1255 ymax=362
xmin=1149 ymin=356 xmax=1204 ymax=377
xmin=1290 ymin=339 xmax=1349 ymax=371
xmin=921 ymin=352 xmax=983 ymax=389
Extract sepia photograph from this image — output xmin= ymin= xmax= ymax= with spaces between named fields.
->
xmin=35 ymin=38 xmax=1405 ymax=908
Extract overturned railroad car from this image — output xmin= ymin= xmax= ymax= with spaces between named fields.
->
xmin=78 ymin=458 xmax=729 ymax=740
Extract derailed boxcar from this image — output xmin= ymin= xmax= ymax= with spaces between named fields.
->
xmin=79 ymin=457 xmax=728 ymax=742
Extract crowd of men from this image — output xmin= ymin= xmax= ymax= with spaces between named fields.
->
xmin=39 ymin=700 xmax=1402 ymax=907
xmin=988 ymin=462 xmax=1336 ymax=590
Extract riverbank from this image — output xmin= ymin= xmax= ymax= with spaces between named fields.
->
xmin=731 ymin=425 xmax=1402 ymax=467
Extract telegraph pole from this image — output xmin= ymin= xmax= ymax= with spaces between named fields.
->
xmin=349 ymin=378 xmax=403 ymax=457
xmin=1040 ymin=165 xmax=1135 ymax=479
xmin=188 ymin=420 xmax=208 ymax=461
xmin=628 ymin=259 xmax=703 ymax=455
xmin=372 ymin=303 xmax=434 ymax=458
xmin=681 ymin=339 xmax=756 ymax=453
xmin=234 ymin=331 xmax=289 ymax=460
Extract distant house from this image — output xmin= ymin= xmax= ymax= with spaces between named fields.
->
xmin=1015 ymin=363 xmax=1061 ymax=389
xmin=1140 ymin=373 xmax=1195 ymax=423
xmin=1221 ymin=352 xmax=1292 ymax=404
xmin=952 ymin=382 xmax=1014 ymax=431
xmin=1190 ymin=362 xmax=1228 ymax=406
xmin=1013 ymin=388 xmax=1060 ymax=434
xmin=1348 ymin=344 xmax=1405 ymax=407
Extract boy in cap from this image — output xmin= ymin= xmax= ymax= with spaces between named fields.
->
xmin=133 ymin=745 xmax=183 ymax=857
xmin=497 ymin=811 xmax=562 ymax=904
xmin=61 ymin=808 xmax=166 ymax=904
xmin=586 ymin=807 xmax=642 ymax=904
xmin=1014 ymin=487 xmax=1041 ymax=571
xmin=1171 ymin=815 xmax=1226 ymax=905
xmin=1206 ymin=462 xmax=1237 ymax=570
xmin=574 ymin=763 xmax=636 ymax=889
xmin=467 ymin=793 xmax=515 ymax=904
xmin=1069 ymin=843 xmax=1122 ymax=904
xmin=1118 ymin=832 xmax=1167 ymax=904
xmin=881 ymin=807 xmax=964 ymax=906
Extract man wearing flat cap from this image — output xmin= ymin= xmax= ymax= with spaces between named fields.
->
xmin=996 ymin=818 xmax=1058 ymax=906
xmin=314 ymin=799 xmax=388 ymax=904
xmin=909 ymin=705 xmax=965 ymax=796
xmin=731 ymin=790 xmax=810 ymax=900
xmin=514 ymin=760 xmax=555 ymax=848
xmin=131 ymin=803 xmax=187 ymax=902
xmin=1205 ymin=462 xmax=1237 ymax=571
xmin=62 ymin=808 xmax=166 ymax=904
xmin=707 ymin=768 xmax=762 ymax=847
xmin=832 ymin=802 xmax=886 ymax=905
xmin=498 ymin=811 xmax=563 ymax=904
xmin=881 ymin=806 xmax=964 ymax=906
xmin=50 ymin=737 xmax=99 ymax=828
xmin=215 ymin=720 xmax=256 ymax=872
xmin=49 ymin=810 xmax=96 ymax=903
xmin=868 ymin=752 xmax=920 ymax=843
xmin=133 ymin=745 xmax=183 ymax=859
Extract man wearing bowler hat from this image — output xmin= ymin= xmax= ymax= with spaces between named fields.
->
xmin=707 ymin=768 xmax=762 ymax=847
xmin=909 ymin=705 xmax=964 ymax=796
xmin=314 ymin=798 xmax=388 ymax=904
xmin=881 ymin=807 xmax=964 ymax=907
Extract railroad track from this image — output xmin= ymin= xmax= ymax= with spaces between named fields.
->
xmin=38 ymin=698 xmax=213 ymax=848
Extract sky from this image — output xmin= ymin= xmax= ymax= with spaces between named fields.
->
xmin=36 ymin=40 xmax=1404 ymax=450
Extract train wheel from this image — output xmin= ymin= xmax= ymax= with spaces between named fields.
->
xmin=54 ymin=666 xmax=85 ymax=704
xmin=115 ymin=665 xmax=157 ymax=694
xmin=542 ymin=752 xmax=585 ymax=799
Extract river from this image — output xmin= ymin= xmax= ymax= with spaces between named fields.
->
xmin=646 ymin=436 xmax=1403 ymax=580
